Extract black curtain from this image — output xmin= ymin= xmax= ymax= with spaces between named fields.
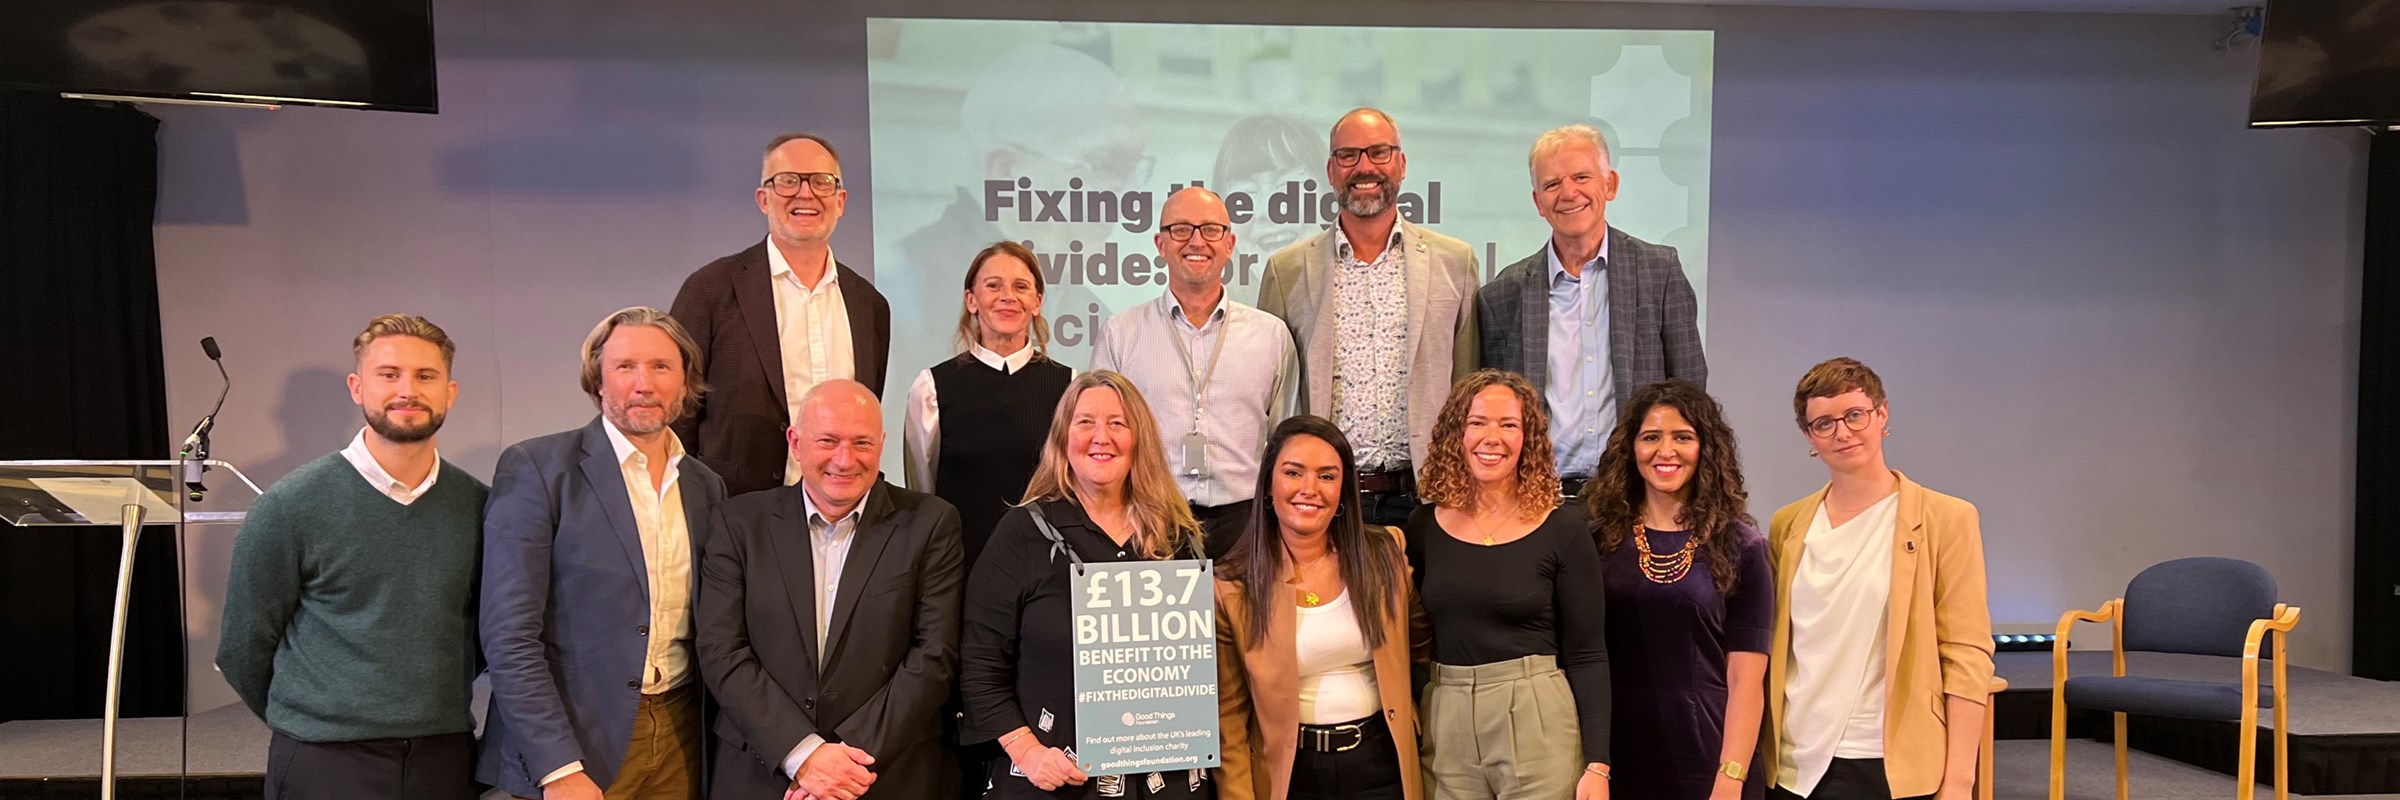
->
xmin=0 ymin=92 xmax=183 ymax=721
xmin=2361 ymin=130 xmax=2400 ymax=681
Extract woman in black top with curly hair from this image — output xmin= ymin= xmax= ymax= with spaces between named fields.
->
xmin=1405 ymin=369 xmax=1612 ymax=800
xmin=1584 ymin=379 xmax=1772 ymax=800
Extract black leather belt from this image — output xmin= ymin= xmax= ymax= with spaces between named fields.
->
xmin=1297 ymin=715 xmax=1388 ymax=753
xmin=1356 ymin=468 xmax=1413 ymax=494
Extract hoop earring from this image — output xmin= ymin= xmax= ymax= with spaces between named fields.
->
xmin=1807 ymin=449 xmax=1819 ymax=458
xmin=1883 ymin=427 xmax=1892 ymax=437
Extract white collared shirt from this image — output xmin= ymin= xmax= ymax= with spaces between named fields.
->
xmin=543 ymin=420 xmax=696 ymax=788
xmin=339 ymin=428 xmax=439 ymax=504
xmin=780 ymin=488 xmax=870 ymax=779
xmin=600 ymin=417 xmax=695 ymax=695
xmin=768 ymin=238 xmax=856 ymax=486
xmin=902 ymin=341 xmax=1036 ymax=494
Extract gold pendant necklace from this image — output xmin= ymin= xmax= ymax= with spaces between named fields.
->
xmin=1633 ymin=522 xmax=1698 ymax=584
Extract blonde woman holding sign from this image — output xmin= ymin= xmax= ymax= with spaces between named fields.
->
xmin=959 ymin=370 xmax=1214 ymax=799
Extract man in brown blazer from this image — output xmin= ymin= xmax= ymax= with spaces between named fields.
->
xmin=673 ymin=132 xmax=892 ymax=496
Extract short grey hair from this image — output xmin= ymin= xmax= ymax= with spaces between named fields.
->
xmin=1527 ymin=124 xmax=1614 ymax=188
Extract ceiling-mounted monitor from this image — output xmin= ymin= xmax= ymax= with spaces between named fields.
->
xmin=2249 ymin=0 xmax=2400 ymax=128
xmin=0 ymin=0 xmax=438 ymax=113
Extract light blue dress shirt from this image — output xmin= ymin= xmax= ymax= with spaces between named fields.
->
xmin=1544 ymin=237 xmax=1612 ymax=478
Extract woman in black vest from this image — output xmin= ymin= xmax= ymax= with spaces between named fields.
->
xmin=903 ymin=239 xmax=1076 ymax=574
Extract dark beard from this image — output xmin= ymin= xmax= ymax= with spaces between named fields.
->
xmin=365 ymin=405 xmax=443 ymax=444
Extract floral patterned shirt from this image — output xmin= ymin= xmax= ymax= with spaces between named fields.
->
xmin=1330 ymin=227 xmax=1411 ymax=471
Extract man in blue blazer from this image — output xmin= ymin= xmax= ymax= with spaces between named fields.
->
xmin=1478 ymin=123 xmax=1707 ymax=498
xmin=479 ymin=307 xmax=730 ymax=800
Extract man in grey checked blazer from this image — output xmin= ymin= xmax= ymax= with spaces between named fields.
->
xmin=1479 ymin=124 xmax=1706 ymax=494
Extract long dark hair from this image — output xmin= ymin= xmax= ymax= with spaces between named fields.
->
xmin=1585 ymin=379 xmax=1754 ymax=594
xmin=1222 ymin=416 xmax=1403 ymax=650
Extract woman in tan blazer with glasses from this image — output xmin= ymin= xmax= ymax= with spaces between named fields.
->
xmin=1760 ymin=358 xmax=1994 ymax=800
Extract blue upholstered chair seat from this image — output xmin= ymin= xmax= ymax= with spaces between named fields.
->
xmin=2062 ymin=674 xmax=2273 ymax=722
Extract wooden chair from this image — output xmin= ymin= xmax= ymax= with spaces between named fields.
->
xmin=2047 ymin=557 xmax=2299 ymax=800
xmin=1980 ymin=675 xmax=2009 ymax=800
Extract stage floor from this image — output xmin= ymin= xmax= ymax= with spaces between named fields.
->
xmin=0 ymin=703 xmax=265 ymax=779
xmin=1995 ymin=650 xmax=2400 ymax=794
xmin=1999 ymin=650 xmax=2400 ymax=735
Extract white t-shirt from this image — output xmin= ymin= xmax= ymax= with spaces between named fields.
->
xmin=1295 ymin=591 xmax=1380 ymax=725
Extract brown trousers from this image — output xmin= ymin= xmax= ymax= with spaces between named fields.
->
xmin=515 ymin=684 xmax=701 ymax=800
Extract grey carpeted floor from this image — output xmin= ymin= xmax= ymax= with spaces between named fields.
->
xmin=1996 ymin=651 xmax=2400 ymax=736
xmin=1996 ymin=738 xmax=2400 ymax=800
xmin=0 ymin=703 xmax=266 ymax=778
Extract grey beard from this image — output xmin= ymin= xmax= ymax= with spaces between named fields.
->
xmin=1341 ymin=190 xmax=1389 ymax=218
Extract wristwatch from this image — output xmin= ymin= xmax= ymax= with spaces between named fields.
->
xmin=1719 ymin=760 xmax=1748 ymax=780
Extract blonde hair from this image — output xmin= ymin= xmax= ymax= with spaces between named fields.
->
xmin=1416 ymin=369 xmax=1562 ymax=519
xmin=953 ymin=241 xmax=1052 ymax=361
xmin=579 ymin=307 xmax=709 ymax=420
xmin=1021 ymin=371 xmax=1202 ymax=560
xmin=352 ymin=314 xmax=456 ymax=369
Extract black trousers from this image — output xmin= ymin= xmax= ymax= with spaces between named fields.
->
xmin=1766 ymin=758 xmax=1933 ymax=800
xmin=1194 ymin=499 xmax=1254 ymax=560
xmin=264 ymin=730 xmax=476 ymax=800
xmin=1288 ymin=715 xmax=1404 ymax=800
xmin=1357 ymin=489 xmax=1418 ymax=528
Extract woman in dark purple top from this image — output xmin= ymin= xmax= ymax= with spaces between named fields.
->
xmin=1585 ymin=379 xmax=1773 ymax=800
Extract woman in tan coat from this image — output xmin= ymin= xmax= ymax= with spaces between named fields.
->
xmin=1216 ymin=415 xmax=1426 ymax=800
xmin=1760 ymin=358 xmax=1994 ymax=800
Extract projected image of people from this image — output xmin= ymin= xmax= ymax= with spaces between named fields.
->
xmin=892 ymin=40 xmax=1149 ymax=377
xmin=1210 ymin=114 xmax=1328 ymax=299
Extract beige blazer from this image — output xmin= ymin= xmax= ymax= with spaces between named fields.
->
xmin=1760 ymin=471 xmax=1995 ymax=798
xmin=1257 ymin=220 xmax=1480 ymax=468
xmin=1214 ymin=527 xmax=1428 ymax=800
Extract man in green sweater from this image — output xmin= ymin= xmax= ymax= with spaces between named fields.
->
xmin=216 ymin=314 xmax=487 ymax=799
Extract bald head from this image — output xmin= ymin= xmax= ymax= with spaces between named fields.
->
xmin=1155 ymin=187 xmax=1235 ymax=290
xmin=1329 ymin=108 xmax=1400 ymax=145
xmin=789 ymin=379 xmax=882 ymax=514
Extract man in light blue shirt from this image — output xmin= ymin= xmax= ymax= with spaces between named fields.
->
xmin=1476 ymin=124 xmax=1709 ymax=497
xmin=1094 ymin=186 xmax=1299 ymax=558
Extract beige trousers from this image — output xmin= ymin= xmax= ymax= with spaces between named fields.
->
xmin=1420 ymin=654 xmax=1585 ymax=800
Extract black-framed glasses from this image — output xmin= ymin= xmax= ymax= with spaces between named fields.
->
xmin=1161 ymin=223 xmax=1230 ymax=242
xmin=1331 ymin=144 xmax=1401 ymax=167
xmin=1804 ymin=406 xmax=1880 ymax=438
xmin=762 ymin=171 xmax=842 ymax=197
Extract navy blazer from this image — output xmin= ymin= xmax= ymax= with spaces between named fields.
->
xmin=476 ymin=417 xmax=728 ymax=796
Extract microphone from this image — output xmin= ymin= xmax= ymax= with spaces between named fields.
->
xmin=182 ymin=337 xmax=231 ymax=500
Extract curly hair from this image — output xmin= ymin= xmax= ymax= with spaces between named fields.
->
xmin=1416 ymin=369 xmax=1561 ymax=519
xmin=1585 ymin=379 xmax=1755 ymax=595
xmin=1021 ymin=371 xmax=1203 ymax=561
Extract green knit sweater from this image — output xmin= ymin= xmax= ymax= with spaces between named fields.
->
xmin=215 ymin=452 xmax=487 ymax=742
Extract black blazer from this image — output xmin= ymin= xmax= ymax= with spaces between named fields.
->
xmin=696 ymin=480 xmax=964 ymax=798
xmin=671 ymin=241 xmax=892 ymax=496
